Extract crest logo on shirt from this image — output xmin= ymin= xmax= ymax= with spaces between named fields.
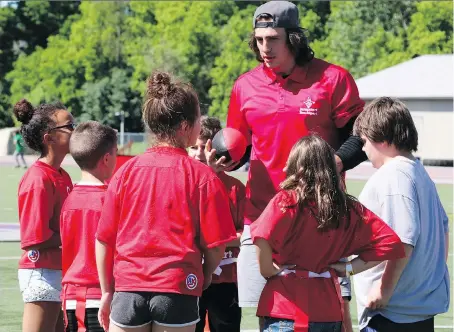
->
xmin=299 ymin=97 xmax=318 ymax=115
xmin=186 ymin=274 xmax=198 ymax=290
xmin=27 ymin=250 xmax=40 ymax=263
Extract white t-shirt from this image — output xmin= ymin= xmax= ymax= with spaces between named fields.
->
xmin=354 ymin=156 xmax=449 ymax=328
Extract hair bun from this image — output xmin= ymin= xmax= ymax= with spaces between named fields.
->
xmin=13 ymin=99 xmax=35 ymax=125
xmin=146 ymin=71 xmax=175 ymax=99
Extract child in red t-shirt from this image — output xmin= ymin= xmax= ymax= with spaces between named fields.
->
xmin=251 ymin=135 xmax=405 ymax=332
xmin=60 ymin=121 xmax=118 ymax=332
xmin=13 ymin=98 xmax=75 ymax=332
xmin=188 ymin=116 xmax=244 ymax=332
xmin=95 ymin=72 xmax=237 ymax=332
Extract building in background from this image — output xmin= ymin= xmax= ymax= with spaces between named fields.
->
xmin=356 ymin=54 xmax=453 ymax=166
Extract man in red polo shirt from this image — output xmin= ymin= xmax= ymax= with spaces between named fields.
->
xmin=206 ymin=2 xmax=367 ymax=331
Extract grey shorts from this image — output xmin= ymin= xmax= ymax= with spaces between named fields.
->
xmin=237 ymin=226 xmax=351 ymax=308
xmin=110 ymin=291 xmax=200 ymax=328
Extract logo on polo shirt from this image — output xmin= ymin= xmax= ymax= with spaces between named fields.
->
xmin=186 ymin=274 xmax=198 ymax=290
xmin=27 ymin=250 xmax=40 ymax=263
xmin=299 ymin=97 xmax=318 ymax=115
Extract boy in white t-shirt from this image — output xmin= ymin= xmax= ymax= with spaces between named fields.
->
xmin=352 ymin=97 xmax=450 ymax=332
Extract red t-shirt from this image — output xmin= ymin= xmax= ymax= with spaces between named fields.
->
xmin=251 ymin=190 xmax=405 ymax=322
xmin=212 ymin=172 xmax=245 ymax=284
xmin=61 ymin=184 xmax=108 ymax=300
xmin=227 ymin=60 xmax=365 ymax=224
xmin=96 ymin=146 xmax=237 ymax=297
xmin=18 ymin=160 xmax=73 ymax=270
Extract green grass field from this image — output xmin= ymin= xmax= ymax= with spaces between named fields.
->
xmin=0 ymin=165 xmax=452 ymax=331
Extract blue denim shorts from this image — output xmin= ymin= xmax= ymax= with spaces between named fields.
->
xmin=262 ymin=317 xmax=342 ymax=332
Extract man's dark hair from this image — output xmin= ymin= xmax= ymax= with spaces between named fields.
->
xmin=249 ymin=14 xmax=314 ymax=67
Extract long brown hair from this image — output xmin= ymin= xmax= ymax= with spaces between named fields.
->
xmin=281 ymin=135 xmax=360 ymax=231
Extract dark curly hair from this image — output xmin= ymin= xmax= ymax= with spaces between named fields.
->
xmin=13 ymin=99 xmax=67 ymax=154
xmin=249 ymin=15 xmax=314 ymax=67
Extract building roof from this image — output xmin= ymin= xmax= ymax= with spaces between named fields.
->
xmin=356 ymin=54 xmax=453 ymax=99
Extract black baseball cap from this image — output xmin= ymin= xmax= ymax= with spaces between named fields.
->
xmin=253 ymin=1 xmax=300 ymax=29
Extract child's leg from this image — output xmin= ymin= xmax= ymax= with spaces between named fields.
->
xmin=66 ymin=308 xmax=104 ymax=332
xmin=22 ymin=302 xmax=62 ymax=332
xmin=14 ymin=151 xmax=20 ymax=167
xmin=195 ymin=289 xmax=209 ymax=332
xmin=207 ymin=283 xmax=241 ymax=332
xmin=20 ymin=152 xmax=27 ymax=167
xmin=19 ymin=268 xmax=63 ymax=332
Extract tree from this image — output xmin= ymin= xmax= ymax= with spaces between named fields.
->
xmin=0 ymin=1 xmax=80 ymax=127
xmin=407 ymin=1 xmax=453 ymax=56
xmin=314 ymin=1 xmax=417 ymax=78
xmin=208 ymin=5 xmax=257 ymax=119
xmin=7 ymin=2 xmax=143 ymax=131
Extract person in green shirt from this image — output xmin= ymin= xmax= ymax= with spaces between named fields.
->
xmin=13 ymin=130 xmax=27 ymax=168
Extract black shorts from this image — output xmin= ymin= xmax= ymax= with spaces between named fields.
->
xmin=362 ymin=314 xmax=434 ymax=332
xmin=66 ymin=308 xmax=103 ymax=332
xmin=110 ymin=291 xmax=200 ymax=328
xmin=195 ymin=283 xmax=241 ymax=332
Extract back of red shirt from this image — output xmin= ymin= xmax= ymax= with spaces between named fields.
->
xmin=18 ymin=161 xmax=73 ymax=270
xmin=251 ymin=190 xmax=405 ymax=322
xmin=61 ymin=184 xmax=107 ymax=300
xmin=212 ymin=172 xmax=245 ymax=284
xmin=96 ymin=147 xmax=237 ymax=297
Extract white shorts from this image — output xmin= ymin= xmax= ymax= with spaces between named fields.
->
xmin=237 ymin=225 xmax=267 ymax=307
xmin=18 ymin=268 xmax=62 ymax=303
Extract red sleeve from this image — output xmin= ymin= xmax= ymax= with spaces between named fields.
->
xmin=331 ymin=70 xmax=365 ymax=128
xmin=18 ymin=178 xmax=55 ymax=249
xmin=226 ymin=82 xmax=251 ymax=145
xmin=198 ymin=177 xmax=237 ymax=249
xmin=96 ymin=174 xmax=120 ymax=247
xmin=344 ymin=203 xmax=405 ymax=261
xmin=250 ymin=191 xmax=296 ymax=251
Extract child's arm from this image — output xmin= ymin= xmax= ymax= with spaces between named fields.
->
xmin=95 ymin=239 xmax=114 ymax=331
xmin=255 ymin=238 xmax=281 ymax=278
xmin=202 ymin=245 xmax=226 ymax=289
xmin=367 ymin=244 xmax=413 ymax=310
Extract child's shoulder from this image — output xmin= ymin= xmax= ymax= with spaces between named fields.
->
xmin=64 ymin=184 xmax=107 ymax=211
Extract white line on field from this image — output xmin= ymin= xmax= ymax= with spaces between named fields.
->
xmin=0 ymin=256 xmax=20 ymax=260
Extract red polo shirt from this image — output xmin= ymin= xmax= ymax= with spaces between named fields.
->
xmin=250 ymin=190 xmax=405 ymax=323
xmin=96 ymin=147 xmax=237 ymax=297
xmin=227 ymin=60 xmax=364 ymax=224
xmin=18 ymin=161 xmax=73 ymax=270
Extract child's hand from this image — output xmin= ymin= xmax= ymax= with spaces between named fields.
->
xmin=204 ymin=139 xmax=239 ymax=173
xmin=329 ymin=261 xmax=347 ymax=277
xmin=366 ymin=280 xmax=392 ymax=310
xmin=98 ymin=292 xmax=113 ymax=331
